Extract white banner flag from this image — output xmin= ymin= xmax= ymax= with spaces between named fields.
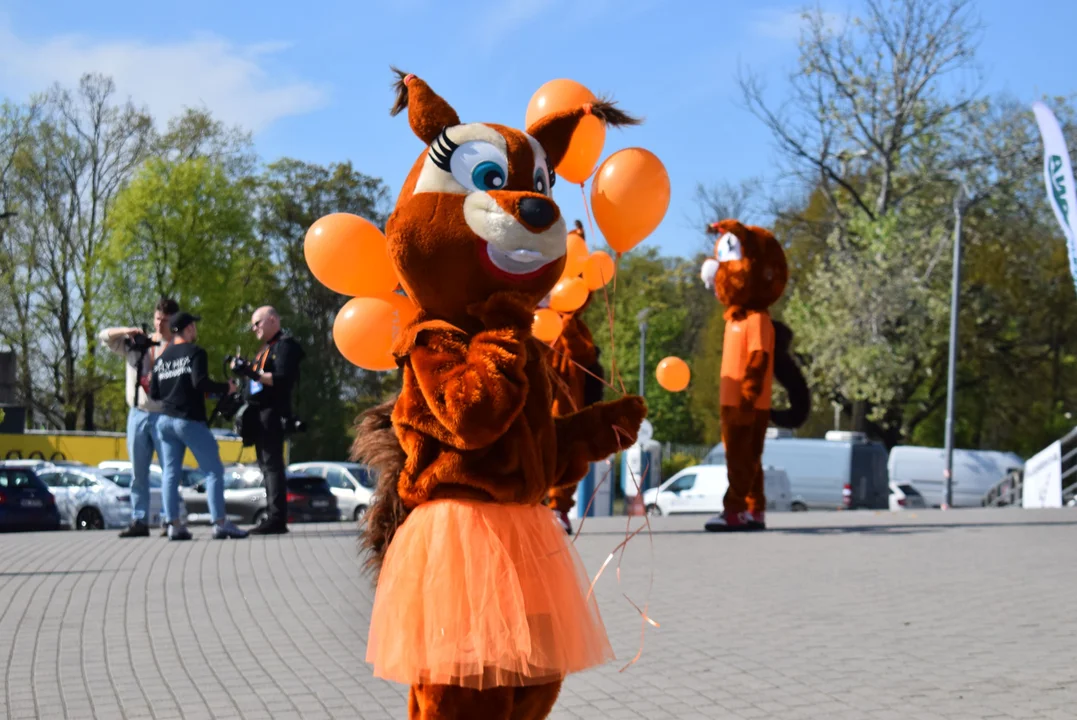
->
xmin=1032 ymin=101 xmax=1077 ymax=294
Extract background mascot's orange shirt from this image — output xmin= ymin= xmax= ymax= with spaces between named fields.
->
xmin=720 ymin=311 xmax=775 ymax=409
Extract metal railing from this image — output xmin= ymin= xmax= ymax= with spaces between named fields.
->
xmin=982 ymin=426 xmax=1077 ymax=507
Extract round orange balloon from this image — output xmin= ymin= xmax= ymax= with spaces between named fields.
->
xmin=656 ymin=356 xmax=691 ymax=392
xmin=304 ymin=213 xmax=397 ymax=297
xmin=532 ymin=308 xmax=563 ymax=343
xmin=333 ymin=293 xmax=417 ymax=371
xmin=561 ymin=230 xmax=589 ymax=279
xmin=591 ymin=148 xmax=671 ymax=254
xmin=549 ymin=277 xmax=588 ymax=313
xmin=582 ymin=251 xmax=616 ymax=290
xmin=525 ymin=79 xmax=605 ymax=184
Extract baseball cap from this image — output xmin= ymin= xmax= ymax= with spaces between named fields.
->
xmin=170 ymin=312 xmax=201 ymax=333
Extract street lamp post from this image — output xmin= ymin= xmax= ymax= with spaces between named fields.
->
xmin=943 ymin=185 xmax=969 ymax=510
xmin=637 ymin=308 xmax=651 ymax=398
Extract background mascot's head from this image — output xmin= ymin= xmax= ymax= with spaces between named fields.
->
xmin=703 ymin=219 xmax=788 ymax=312
xmin=385 ymin=69 xmax=638 ymax=327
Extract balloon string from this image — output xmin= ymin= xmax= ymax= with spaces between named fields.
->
xmin=580 ymin=182 xmax=597 ymax=241
xmin=579 ymin=179 xmax=626 ymax=397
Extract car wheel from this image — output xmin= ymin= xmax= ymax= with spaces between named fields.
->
xmin=353 ymin=505 xmax=367 ymax=522
xmin=791 ymin=502 xmax=808 ymax=512
xmin=252 ymin=509 xmax=268 ymax=526
xmin=76 ymin=507 xmax=105 ymax=531
xmin=645 ymin=503 xmax=662 ymax=517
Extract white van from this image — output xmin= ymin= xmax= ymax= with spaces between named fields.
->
xmin=641 ymin=464 xmax=792 ymax=516
xmin=887 ymin=446 xmax=1024 ymax=508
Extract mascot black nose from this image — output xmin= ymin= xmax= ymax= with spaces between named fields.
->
xmin=518 ymin=197 xmax=556 ymax=229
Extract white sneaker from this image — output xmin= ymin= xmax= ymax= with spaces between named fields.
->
xmin=213 ymin=521 xmax=249 ymax=540
xmin=168 ymin=524 xmax=192 ymax=541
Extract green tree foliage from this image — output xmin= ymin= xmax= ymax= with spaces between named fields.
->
xmin=105 ymin=156 xmax=273 ymax=358
xmin=255 ymin=159 xmax=395 ymax=461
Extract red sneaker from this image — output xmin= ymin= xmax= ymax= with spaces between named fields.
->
xmin=704 ymin=510 xmax=753 ymax=532
xmin=747 ymin=510 xmax=766 ymax=531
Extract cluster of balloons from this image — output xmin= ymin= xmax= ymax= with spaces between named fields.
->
xmin=303 ymin=213 xmax=416 ymax=371
xmin=532 ymin=225 xmax=617 ymax=343
xmin=526 ymin=79 xmax=688 ymax=393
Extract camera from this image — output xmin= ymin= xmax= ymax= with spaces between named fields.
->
xmin=124 ymin=325 xmax=158 ymax=354
xmin=225 ymin=354 xmax=255 ymax=379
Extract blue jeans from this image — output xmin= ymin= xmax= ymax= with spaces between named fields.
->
xmin=157 ymin=415 xmax=226 ymax=524
xmin=126 ymin=407 xmax=161 ymax=523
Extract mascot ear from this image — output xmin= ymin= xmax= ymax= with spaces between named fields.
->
xmin=527 ymin=100 xmax=641 ymax=170
xmin=390 ymin=68 xmax=461 ymax=145
xmin=706 ymin=219 xmax=749 ymax=237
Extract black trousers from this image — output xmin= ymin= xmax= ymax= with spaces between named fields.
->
xmin=255 ymin=408 xmax=287 ymax=525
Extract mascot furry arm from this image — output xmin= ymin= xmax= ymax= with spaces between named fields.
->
xmin=351 ymin=69 xmax=646 ymax=720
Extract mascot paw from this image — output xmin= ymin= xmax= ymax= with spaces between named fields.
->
xmin=468 ymin=291 xmax=537 ymax=331
xmin=700 ymin=258 xmax=719 ymax=289
xmin=604 ymin=395 xmax=648 ymax=447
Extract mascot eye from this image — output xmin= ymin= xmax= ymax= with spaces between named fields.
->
xmin=716 ymin=232 xmax=743 ymax=263
xmin=533 ymin=166 xmax=549 ymax=195
xmin=448 ymin=140 xmax=510 ymax=193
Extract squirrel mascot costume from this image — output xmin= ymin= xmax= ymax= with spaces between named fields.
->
xmin=699 ymin=219 xmax=810 ymax=532
xmin=544 ymin=221 xmax=607 ymax=535
xmin=351 ymin=70 xmax=648 ymax=720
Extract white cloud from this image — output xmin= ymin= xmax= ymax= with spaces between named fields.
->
xmin=0 ymin=23 xmax=328 ymax=133
xmin=753 ymin=7 xmax=846 ymax=41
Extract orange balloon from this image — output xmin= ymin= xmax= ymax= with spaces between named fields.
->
xmin=525 ymin=79 xmax=606 ymax=184
xmin=582 ymin=251 xmax=616 ymax=290
xmin=561 ymin=230 xmax=589 ymax=279
xmin=591 ymin=148 xmax=671 ymax=254
xmin=549 ymin=277 xmax=588 ymax=313
xmin=304 ymin=213 xmax=397 ymax=297
xmin=333 ymin=293 xmax=417 ymax=371
xmin=532 ymin=308 xmax=564 ymax=343
xmin=656 ymin=356 xmax=691 ymax=392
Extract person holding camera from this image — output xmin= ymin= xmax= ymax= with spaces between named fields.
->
xmin=150 ymin=312 xmax=248 ymax=541
xmin=98 ymin=297 xmax=178 ymax=538
xmin=230 ymin=306 xmax=305 ymax=535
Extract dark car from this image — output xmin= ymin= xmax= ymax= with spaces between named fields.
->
xmin=284 ymin=474 xmax=339 ymax=523
xmin=180 ymin=468 xmax=338 ymax=525
xmin=0 ymin=467 xmax=62 ymax=532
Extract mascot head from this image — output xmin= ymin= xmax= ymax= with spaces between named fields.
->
xmin=705 ymin=219 xmax=788 ymax=311
xmin=385 ymin=69 xmax=636 ymax=325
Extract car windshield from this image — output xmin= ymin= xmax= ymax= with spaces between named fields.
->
xmin=0 ymin=469 xmax=42 ymax=489
xmin=898 ymin=484 xmax=922 ymax=497
xmin=286 ymin=475 xmax=328 ymax=493
xmin=340 ymin=463 xmax=374 ymax=488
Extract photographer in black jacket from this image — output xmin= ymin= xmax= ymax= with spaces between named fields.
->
xmin=231 ymin=306 xmax=305 ymax=535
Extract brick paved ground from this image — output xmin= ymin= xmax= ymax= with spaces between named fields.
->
xmin=1 ymin=508 xmax=1076 ymax=719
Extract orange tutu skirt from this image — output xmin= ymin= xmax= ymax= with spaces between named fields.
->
xmin=366 ymin=499 xmax=614 ymax=689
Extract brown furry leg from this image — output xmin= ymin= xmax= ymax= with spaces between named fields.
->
xmin=547 ymin=485 xmax=578 ymax=514
xmin=409 ymin=683 xmax=514 ymax=720
xmin=720 ymin=406 xmax=755 ymax=515
xmin=745 ymin=410 xmax=770 ymax=515
xmin=511 ymin=680 xmax=563 ymax=720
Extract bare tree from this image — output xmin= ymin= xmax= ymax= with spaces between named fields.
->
xmin=21 ymin=74 xmax=153 ymax=429
xmin=692 ymin=177 xmax=765 ymax=251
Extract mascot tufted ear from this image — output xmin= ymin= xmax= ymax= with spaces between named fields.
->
xmin=706 ymin=219 xmax=749 ymax=237
xmin=527 ymin=100 xmax=641 ymax=170
xmin=389 ymin=67 xmax=461 ymax=145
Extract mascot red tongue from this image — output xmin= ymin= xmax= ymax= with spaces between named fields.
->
xmin=352 ymin=70 xmax=647 ymax=720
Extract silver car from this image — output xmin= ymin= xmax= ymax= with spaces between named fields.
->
xmin=287 ymin=462 xmax=375 ymax=522
xmin=34 ymin=465 xmax=161 ymax=530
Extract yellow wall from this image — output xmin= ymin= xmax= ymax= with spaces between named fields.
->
xmin=0 ymin=432 xmax=259 ymax=467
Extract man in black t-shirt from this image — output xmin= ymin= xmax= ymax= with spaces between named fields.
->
xmin=150 ymin=312 xmax=248 ymax=541
xmin=232 ymin=306 xmax=305 ymax=535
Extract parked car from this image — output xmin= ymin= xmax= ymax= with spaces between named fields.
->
xmin=887 ymin=445 xmax=1025 ymax=508
xmin=704 ymin=430 xmax=890 ymax=510
xmin=181 ymin=466 xmax=339 ymax=525
xmin=98 ymin=460 xmax=207 ymax=488
xmin=642 ymin=464 xmax=793 ymax=516
xmin=0 ymin=465 xmax=61 ymax=532
xmin=288 ymin=461 xmax=375 ymax=521
xmin=889 ymin=482 xmax=927 ymax=511
xmin=27 ymin=462 xmax=181 ymax=529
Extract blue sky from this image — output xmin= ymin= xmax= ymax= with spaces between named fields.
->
xmin=1 ymin=0 xmax=1074 ymax=259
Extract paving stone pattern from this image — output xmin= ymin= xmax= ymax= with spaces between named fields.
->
xmin=1 ymin=508 xmax=1075 ymax=719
